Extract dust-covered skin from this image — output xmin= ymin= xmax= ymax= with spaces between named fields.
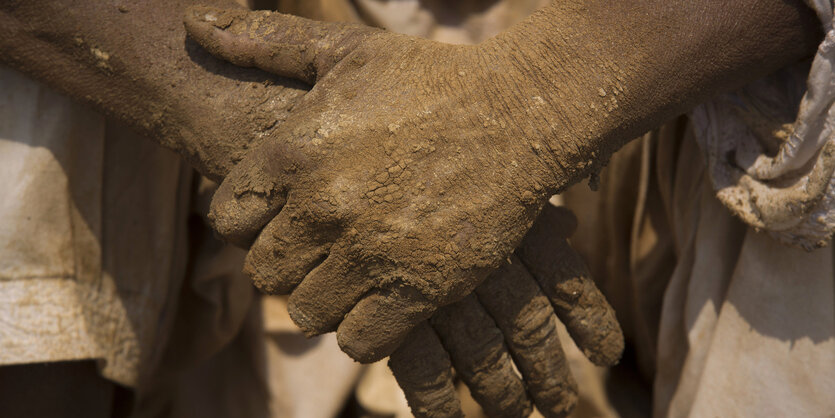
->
xmin=431 ymin=295 xmax=532 ymax=417
xmin=1 ymin=0 xmax=822 ymax=400
xmin=184 ymin=1 xmax=821 ymax=363
xmin=515 ymin=207 xmax=623 ymax=366
xmin=389 ymin=206 xmax=622 ymax=418
xmin=0 ymin=0 xmax=307 ymax=181
xmin=0 ymin=2 xmax=622 ymax=413
xmin=388 ymin=322 xmax=463 ymax=418
xmin=0 ymin=3 xmax=614 ymax=416
xmin=186 ymin=8 xmax=565 ymax=363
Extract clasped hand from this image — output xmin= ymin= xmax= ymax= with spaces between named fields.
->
xmin=185 ymin=7 xmax=623 ymax=416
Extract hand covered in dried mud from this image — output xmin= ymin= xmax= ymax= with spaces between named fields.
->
xmin=185 ymin=7 xmax=586 ymax=362
xmin=389 ymin=205 xmax=623 ymax=418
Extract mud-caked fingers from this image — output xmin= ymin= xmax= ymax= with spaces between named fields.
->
xmin=287 ymin=250 xmax=370 ymax=336
xmin=184 ymin=6 xmax=380 ymax=84
xmin=243 ymin=210 xmax=330 ymax=295
xmin=518 ymin=205 xmax=624 ymax=366
xmin=388 ymin=322 xmax=463 ymax=418
xmin=207 ymin=142 xmax=299 ymax=247
xmin=337 ymin=287 xmax=436 ymax=363
xmin=431 ymin=295 xmax=533 ymax=417
xmin=476 ymin=256 xmax=578 ymax=418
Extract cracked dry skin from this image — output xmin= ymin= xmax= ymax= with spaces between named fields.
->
xmin=390 ymin=206 xmax=623 ymax=418
xmin=185 ymin=8 xmax=579 ymax=362
xmin=183 ymin=0 xmax=822 ymax=363
xmin=3 ymin=2 xmax=823 ymax=413
xmin=2 ymin=2 xmax=626 ymax=414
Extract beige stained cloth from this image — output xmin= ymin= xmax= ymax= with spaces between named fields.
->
xmin=0 ymin=65 xmax=268 ymax=417
xmin=691 ymin=19 xmax=835 ymax=249
xmin=655 ymin=3 xmax=835 ymax=415
xmin=651 ymin=121 xmax=835 ymax=417
xmin=0 ymin=2 xmax=358 ymax=417
xmin=354 ymin=0 xmax=551 ymax=44
xmin=553 ymin=2 xmax=835 ymax=416
xmin=0 ymin=67 xmax=192 ymax=386
xmin=568 ymin=117 xmax=835 ymax=417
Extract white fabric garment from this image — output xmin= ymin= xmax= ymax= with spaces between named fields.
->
xmin=0 ymin=67 xmax=191 ymax=386
xmin=650 ymin=127 xmax=835 ymax=417
xmin=692 ymin=3 xmax=835 ymax=250
xmin=654 ymin=7 xmax=835 ymax=411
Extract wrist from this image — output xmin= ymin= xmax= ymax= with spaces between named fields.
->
xmin=476 ymin=21 xmax=620 ymax=195
xmin=478 ymin=0 xmax=823 ymax=198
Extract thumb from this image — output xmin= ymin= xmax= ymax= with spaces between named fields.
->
xmin=184 ymin=6 xmax=378 ymax=84
xmin=208 ymin=139 xmax=303 ymax=248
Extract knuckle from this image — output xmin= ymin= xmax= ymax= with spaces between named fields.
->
xmin=512 ymin=302 xmax=558 ymax=349
xmin=242 ymin=245 xmax=286 ymax=295
xmin=532 ymin=377 xmax=578 ymax=418
xmin=242 ymin=255 xmax=274 ymax=294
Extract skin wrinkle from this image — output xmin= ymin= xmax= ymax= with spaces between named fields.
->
xmin=430 ymin=295 xmax=533 ymax=417
xmin=476 ymin=258 xmax=578 ymax=417
xmin=389 ymin=323 xmax=464 ymax=418
xmin=389 ymin=206 xmax=623 ymax=418
xmin=517 ymin=206 xmax=624 ymax=365
xmin=0 ymin=0 xmax=823 ymax=415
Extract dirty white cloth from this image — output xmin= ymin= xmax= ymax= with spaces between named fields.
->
xmin=569 ymin=118 xmax=835 ymax=418
xmin=0 ymin=66 xmax=265 ymax=418
xmin=692 ymin=2 xmax=835 ymax=250
xmin=0 ymin=67 xmax=192 ymax=386
xmin=564 ymin=3 xmax=835 ymax=416
xmin=654 ymin=4 xmax=835 ymax=414
xmin=651 ymin=125 xmax=835 ymax=417
xmin=0 ymin=0 xmax=267 ymax=396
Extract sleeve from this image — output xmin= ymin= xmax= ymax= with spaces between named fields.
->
xmin=689 ymin=2 xmax=835 ymax=250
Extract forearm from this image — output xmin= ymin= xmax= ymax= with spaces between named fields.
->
xmin=483 ymin=0 xmax=823 ymax=191
xmin=0 ymin=0 xmax=306 ymax=180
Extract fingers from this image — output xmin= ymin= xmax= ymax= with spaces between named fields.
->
xmin=242 ymin=210 xmax=329 ymax=294
xmin=208 ymin=142 xmax=300 ymax=247
xmin=388 ymin=322 xmax=463 ymax=418
xmin=519 ymin=205 xmax=624 ymax=366
xmin=337 ymin=286 xmax=435 ymax=363
xmin=184 ymin=6 xmax=377 ymax=84
xmin=287 ymin=252 xmax=371 ymax=336
xmin=476 ymin=256 xmax=578 ymax=418
xmin=430 ymin=295 xmax=533 ymax=418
